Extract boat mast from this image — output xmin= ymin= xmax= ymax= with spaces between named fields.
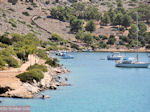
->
xmin=136 ymin=12 xmax=139 ymax=62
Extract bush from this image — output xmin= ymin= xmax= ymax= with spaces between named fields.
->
xmin=99 ymin=41 xmax=107 ymax=48
xmin=4 ymin=57 xmax=19 ymax=68
xmin=22 ymin=12 xmax=30 ymax=16
xmin=0 ymin=58 xmax=6 ymax=67
xmin=70 ymin=43 xmax=80 ymax=50
xmin=8 ymin=0 xmax=18 ymax=5
xmin=85 ymin=20 xmax=96 ymax=32
xmin=49 ymin=33 xmax=63 ymax=42
xmin=99 ymin=35 xmax=107 ymax=40
xmin=0 ymin=43 xmax=8 ymax=48
xmin=36 ymin=49 xmax=48 ymax=60
xmin=46 ymin=58 xmax=59 ymax=67
xmin=107 ymin=35 xmax=116 ymax=45
xmin=16 ymin=69 xmax=44 ymax=83
xmin=27 ymin=7 xmax=33 ymax=10
xmin=27 ymin=64 xmax=47 ymax=72
xmin=0 ymin=35 xmax=13 ymax=45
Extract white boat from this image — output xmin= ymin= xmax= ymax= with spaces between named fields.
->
xmin=55 ymin=51 xmax=65 ymax=56
xmin=62 ymin=53 xmax=74 ymax=59
xmin=116 ymin=12 xmax=149 ymax=68
xmin=116 ymin=58 xmax=149 ymax=68
xmin=107 ymin=52 xmax=123 ymax=60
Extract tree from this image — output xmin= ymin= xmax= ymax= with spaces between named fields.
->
xmin=85 ymin=20 xmax=96 ymax=32
xmin=83 ymin=33 xmax=93 ymax=45
xmin=128 ymin=24 xmax=137 ymax=39
xmin=107 ymin=35 xmax=116 ymax=45
xmin=8 ymin=0 xmax=18 ymax=5
xmin=117 ymin=0 xmax=123 ymax=7
xmin=101 ymin=13 xmax=111 ymax=25
xmin=122 ymin=15 xmax=133 ymax=28
xmin=75 ymin=30 xmax=85 ymax=40
xmin=70 ymin=18 xmax=83 ymax=32
xmin=138 ymin=4 xmax=150 ymax=23
xmin=84 ymin=6 xmax=102 ymax=20
xmin=138 ymin=22 xmax=147 ymax=34
xmin=114 ymin=13 xmax=123 ymax=26
xmin=49 ymin=33 xmax=63 ymax=42
xmin=108 ymin=9 xmax=116 ymax=24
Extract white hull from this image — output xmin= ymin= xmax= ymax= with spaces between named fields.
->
xmin=116 ymin=63 xmax=149 ymax=68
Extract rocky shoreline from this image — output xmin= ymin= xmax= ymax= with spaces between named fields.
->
xmin=0 ymin=65 xmax=69 ymax=99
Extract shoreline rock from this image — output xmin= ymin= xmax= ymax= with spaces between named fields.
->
xmin=0 ymin=66 xmax=69 ymax=99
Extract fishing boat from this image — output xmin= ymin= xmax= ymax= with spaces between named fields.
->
xmin=107 ymin=52 xmax=123 ymax=60
xmin=116 ymin=12 xmax=149 ymax=68
xmin=62 ymin=53 xmax=74 ymax=59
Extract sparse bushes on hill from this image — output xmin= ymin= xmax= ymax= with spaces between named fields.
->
xmin=27 ymin=64 xmax=48 ymax=72
xmin=99 ymin=41 xmax=107 ymax=48
xmin=49 ymin=33 xmax=63 ymax=42
xmin=16 ymin=69 xmax=44 ymax=83
xmin=46 ymin=58 xmax=59 ymax=67
xmin=75 ymin=31 xmax=93 ymax=45
xmin=50 ymin=3 xmax=102 ymax=21
xmin=22 ymin=12 xmax=30 ymax=16
xmin=70 ymin=18 xmax=83 ymax=32
xmin=101 ymin=13 xmax=111 ymax=26
xmin=70 ymin=43 xmax=80 ymax=50
xmin=85 ymin=20 xmax=96 ymax=32
xmin=107 ymin=35 xmax=116 ymax=45
xmin=36 ymin=49 xmax=48 ymax=60
xmin=8 ymin=0 xmax=18 ymax=5
xmin=4 ymin=57 xmax=19 ymax=68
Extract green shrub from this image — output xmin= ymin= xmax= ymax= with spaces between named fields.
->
xmin=0 ymin=43 xmax=8 ymax=48
xmin=22 ymin=12 xmax=30 ymax=16
xmin=70 ymin=43 xmax=80 ymax=50
xmin=4 ymin=57 xmax=19 ymax=68
xmin=36 ymin=49 xmax=48 ymax=60
xmin=0 ymin=35 xmax=13 ymax=45
xmin=99 ymin=35 xmax=107 ymax=40
xmin=8 ymin=0 xmax=18 ymax=5
xmin=99 ymin=41 xmax=107 ymax=48
xmin=27 ymin=7 xmax=33 ymax=10
xmin=9 ymin=21 xmax=17 ymax=28
xmin=27 ymin=64 xmax=47 ymax=72
xmin=0 ymin=58 xmax=6 ymax=67
xmin=49 ymin=33 xmax=63 ymax=42
xmin=85 ymin=20 xmax=96 ymax=32
xmin=46 ymin=58 xmax=59 ymax=67
xmin=16 ymin=69 xmax=44 ymax=82
xmin=107 ymin=35 xmax=116 ymax=45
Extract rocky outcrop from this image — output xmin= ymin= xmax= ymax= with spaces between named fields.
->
xmin=0 ymin=66 xmax=69 ymax=98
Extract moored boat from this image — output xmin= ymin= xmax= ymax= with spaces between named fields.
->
xmin=115 ymin=12 xmax=150 ymax=68
xmin=107 ymin=52 xmax=123 ymax=60
xmin=62 ymin=53 xmax=74 ymax=59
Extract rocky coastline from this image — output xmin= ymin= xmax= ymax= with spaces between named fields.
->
xmin=0 ymin=65 xmax=69 ymax=99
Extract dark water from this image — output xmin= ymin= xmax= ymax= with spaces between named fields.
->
xmin=1 ymin=52 xmax=150 ymax=112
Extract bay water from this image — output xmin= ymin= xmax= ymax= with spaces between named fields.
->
xmin=1 ymin=52 xmax=150 ymax=112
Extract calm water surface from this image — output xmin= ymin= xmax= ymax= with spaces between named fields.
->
xmin=1 ymin=52 xmax=150 ymax=112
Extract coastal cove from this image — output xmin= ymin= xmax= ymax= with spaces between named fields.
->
xmin=1 ymin=52 xmax=150 ymax=112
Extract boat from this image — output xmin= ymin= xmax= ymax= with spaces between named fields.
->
xmin=107 ymin=52 xmax=123 ymax=60
xmin=116 ymin=12 xmax=149 ymax=68
xmin=116 ymin=58 xmax=149 ymax=68
xmin=62 ymin=53 xmax=74 ymax=59
xmin=55 ymin=51 xmax=65 ymax=56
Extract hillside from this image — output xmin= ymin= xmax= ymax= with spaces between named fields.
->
xmin=0 ymin=0 xmax=150 ymax=51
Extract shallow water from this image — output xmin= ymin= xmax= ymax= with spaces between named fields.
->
xmin=1 ymin=52 xmax=150 ymax=112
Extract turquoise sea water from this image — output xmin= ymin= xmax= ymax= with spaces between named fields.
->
xmin=1 ymin=52 xmax=150 ymax=112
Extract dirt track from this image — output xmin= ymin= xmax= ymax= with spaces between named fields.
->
xmin=0 ymin=55 xmax=44 ymax=89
